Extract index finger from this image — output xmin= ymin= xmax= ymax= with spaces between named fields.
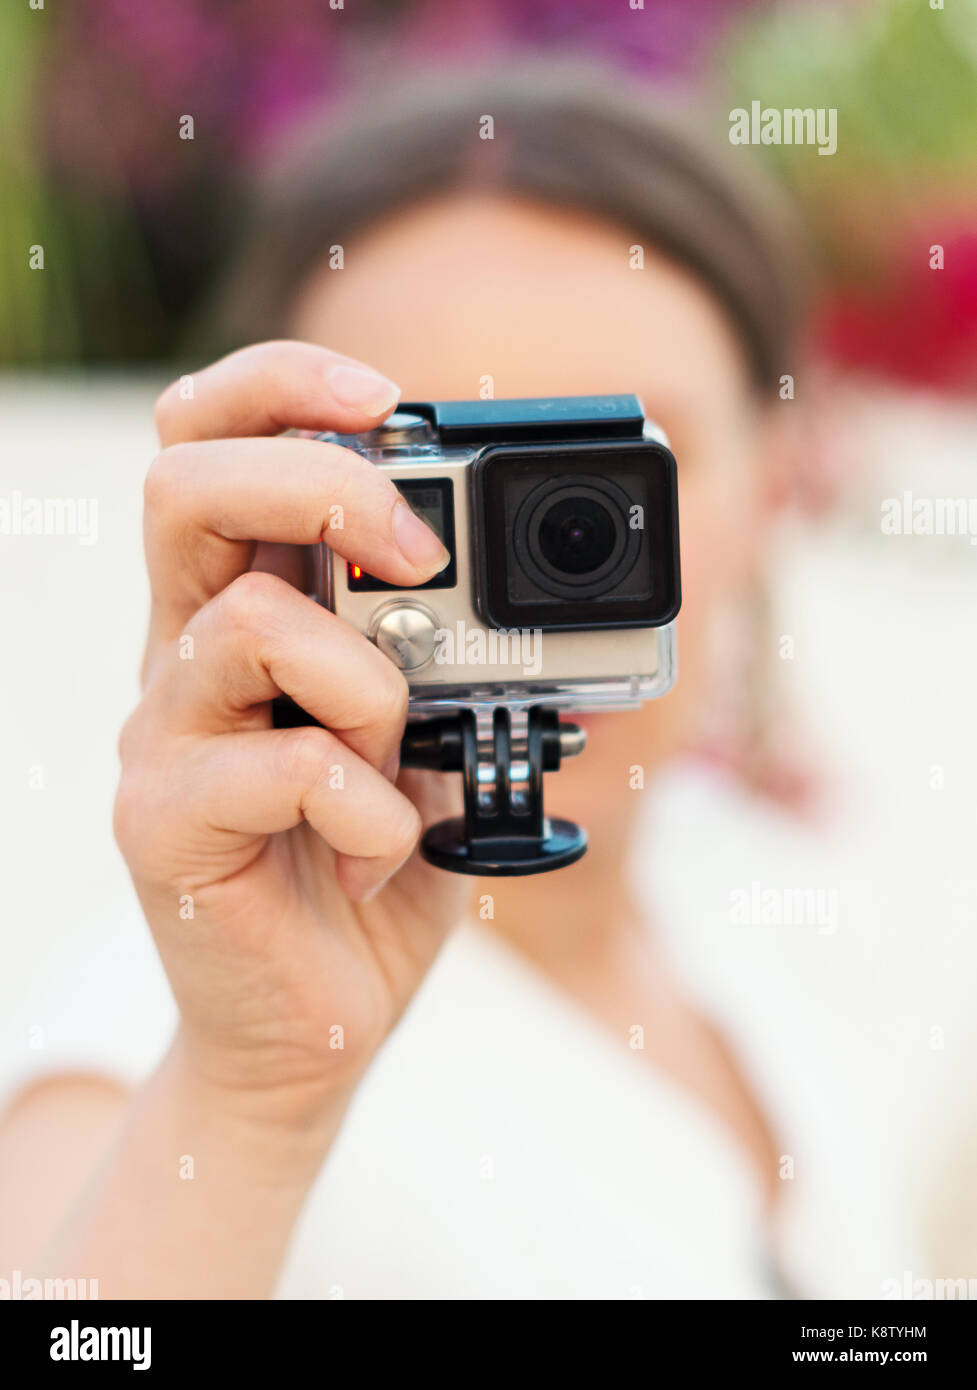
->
xmin=142 ymin=436 xmax=450 ymax=654
xmin=154 ymin=340 xmax=402 ymax=445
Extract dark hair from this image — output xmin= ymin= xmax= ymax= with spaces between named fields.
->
xmin=202 ymin=60 xmax=810 ymax=391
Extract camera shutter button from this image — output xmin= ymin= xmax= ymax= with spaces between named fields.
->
xmin=370 ymin=601 xmax=439 ymax=670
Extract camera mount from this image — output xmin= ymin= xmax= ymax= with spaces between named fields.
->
xmin=399 ymin=706 xmax=588 ymax=875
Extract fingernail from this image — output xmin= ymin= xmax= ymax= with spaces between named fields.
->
xmin=392 ymin=497 xmax=451 ymax=573
xmin=326 ymin=364 xmax=400 ymax=415
xmin=382 ymin=753 xmax=401 ymax=783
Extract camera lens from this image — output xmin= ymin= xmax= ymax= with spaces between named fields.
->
xmin=537 ymin=496 xmax=617 ymax=576
xmin=513 ymin=475 xmax=641 ymax=601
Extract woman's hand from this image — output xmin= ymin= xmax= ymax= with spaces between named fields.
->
xmin=114 ymin=341 xmax=469 ymax=1135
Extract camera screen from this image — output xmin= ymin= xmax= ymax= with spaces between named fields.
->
xmin=401 ymin=485 xmax=446 ymax=539
xmin=346 ymin=476 xmax=457 ymax=593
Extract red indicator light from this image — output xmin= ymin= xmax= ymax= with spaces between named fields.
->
xmin=351 ymin=565 xmax=362 ymax=580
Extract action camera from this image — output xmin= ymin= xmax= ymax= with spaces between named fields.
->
xmin=300 ymin=394 xmax=681 ymax=876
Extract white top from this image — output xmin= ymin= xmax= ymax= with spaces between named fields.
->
xmin=0 ymin=762 xmax=915 ymax=1299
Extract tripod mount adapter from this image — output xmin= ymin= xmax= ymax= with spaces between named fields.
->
xmin=399 ymin=706 xmax=587 ymax=875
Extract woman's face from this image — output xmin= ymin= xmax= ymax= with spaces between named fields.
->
xmin=291 ymin=193 xmax=780 ymax=831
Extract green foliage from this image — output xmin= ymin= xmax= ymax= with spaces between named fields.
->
xmin=0 ymin=3 xmax=158 ymax=364
xmin=723 ymin=0 xmax=977 ymax=273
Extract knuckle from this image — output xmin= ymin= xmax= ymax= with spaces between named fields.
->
xmin=116 ymin=707 xmax=144 ymax=766
xmin=112 ymin=770 xmax=152 ymax=865
xmin=112 ymin=711 xmax=168 ymax=871
xmin=244 ymin=338 xmax=292 ymax=369
xmin=278 ymin=726 xmax=335 ymax=790
xmin=310 ymin=449 xmax=393 ymax=546
xmin=152 ymin=380 xmax=179 ymax=439
xmin=372 ymin=667 xmax=410 ymax=731
xmin=247 ymin=341 xmax=301 ymax=407
xmin=216 ymin=570 xmax=284 ymax=636
xmin=143 ymin=444 xmax=190 ymax=512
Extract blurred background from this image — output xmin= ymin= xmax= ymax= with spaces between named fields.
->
xmin=4 ymin=0 xmax=977 ymax=379
xmin=2 ymin=0 xmax=977 ymax=1289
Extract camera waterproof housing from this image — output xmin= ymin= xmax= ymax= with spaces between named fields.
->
xmin=302 ymin=394 xmax=681 ymax=875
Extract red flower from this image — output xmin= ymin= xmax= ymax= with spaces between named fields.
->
xmin=817 ymin=223 xmax=977 ymax=391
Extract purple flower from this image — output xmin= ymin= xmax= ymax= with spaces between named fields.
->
xmin=40 ymin=0 xmax=764 ymax=195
